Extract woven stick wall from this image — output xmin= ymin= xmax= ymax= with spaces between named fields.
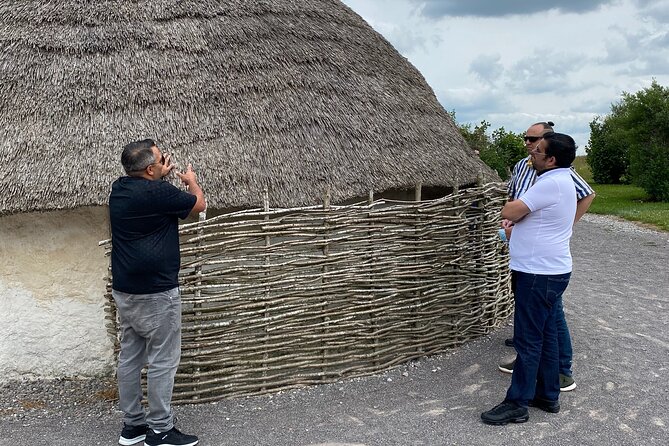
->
xmin=102 ymin=183 xmax=511 ymax=404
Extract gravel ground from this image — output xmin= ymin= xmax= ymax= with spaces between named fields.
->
xmin=1 ymin=214 xmax=667 ymax=446
xmin=0 ymin=376 xmax=117 ymax=421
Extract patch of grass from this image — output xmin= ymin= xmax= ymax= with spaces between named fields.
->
xmin=572 ymin=156 xmax=592 ymax=182
xmin=573 ymin=156 xmax=669 ymax=231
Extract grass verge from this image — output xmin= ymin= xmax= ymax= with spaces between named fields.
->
xmin=573 ymin=156 xmax=669 ymax=232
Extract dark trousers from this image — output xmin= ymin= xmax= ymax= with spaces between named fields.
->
xmin=505 ymin=270 xmax=571 ymax=407
xmin=555 ymin=297 xmax=573 ymax=376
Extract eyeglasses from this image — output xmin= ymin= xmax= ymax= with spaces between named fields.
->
xmin=148 ymin=153 xmax=166 ymax=168
xmin=131 ymin=153 xmax=166 ymax=172
xmin=524 ymin=136 xmax=542 ymax=143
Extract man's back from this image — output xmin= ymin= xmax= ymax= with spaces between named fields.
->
xmin=109 ymin=176 xmax=195 ymax=294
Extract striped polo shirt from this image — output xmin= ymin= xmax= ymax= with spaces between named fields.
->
xmin=507 ymin=156 xmax=594 ymax=200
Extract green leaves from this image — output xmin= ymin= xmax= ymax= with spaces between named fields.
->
xmin=586 ymin=80 xmax=669 ymax=201
xmin=450 ymin=112 xmax=525 ymax=181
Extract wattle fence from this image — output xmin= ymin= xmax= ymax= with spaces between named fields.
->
xmin=102 ymin=183 xmax=512 ymax=403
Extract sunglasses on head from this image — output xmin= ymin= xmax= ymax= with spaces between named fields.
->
xmin=523 ymin=136 xmax=542 ymax=143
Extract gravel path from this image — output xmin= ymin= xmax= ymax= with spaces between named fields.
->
xmin=1 ymin=214 xmax=667 ymax=446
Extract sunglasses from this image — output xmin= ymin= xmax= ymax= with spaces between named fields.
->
xmin=524 ymin=136 xmax=542 ymax=143
xmin=132 ymin=153 xmax=166 ymax=172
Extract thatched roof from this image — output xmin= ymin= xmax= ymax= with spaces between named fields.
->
xmin=0 ymin=0 xmax=497 ymax=214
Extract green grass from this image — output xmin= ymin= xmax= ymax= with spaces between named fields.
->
xmin=573 ymin=156 xmax=669 ymax=231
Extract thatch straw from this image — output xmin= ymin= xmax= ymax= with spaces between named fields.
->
xmin=0 ymin=0 xmax=496 ymax=215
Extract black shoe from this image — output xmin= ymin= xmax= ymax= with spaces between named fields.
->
xmin=529 ymin=398 xmax=560 ymax=413
xmin=119 ymin=423 xmax=148 ymax=445
xmin=504 ymin=337 xmax=514 ymax=347
xmin=145 ymin=427 xmax=199 ymax=446
xmin=498 ymin=358 xmax=515 ymax=374
xmin=481 ymin=401 xmax=529 ymax=425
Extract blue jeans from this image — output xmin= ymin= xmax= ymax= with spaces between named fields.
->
xmin=505 ymin=271 xmax=571 ymax=406
xmin=112 ymin=287 xmax=181 ymax=432
xmin=555 ymin=297 xmax=573 ymax=376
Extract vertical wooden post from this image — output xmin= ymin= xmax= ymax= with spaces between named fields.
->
xmin=367 ymin=189 xmax=379 ymax=367
xmin=192 ymin=208 xmax=206 ymax=400
xmin=321 ymin=186 xmax=331 ymax=380
xmin=262 ymin=187 xmax=270 ymax=389
xmin=412 ymin=182 xmax=422 ymax=351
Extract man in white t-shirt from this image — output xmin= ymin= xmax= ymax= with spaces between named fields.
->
xmin=482 ymin=132 xmax=577 ymax=425
xmin=499 ymin=122 xmax=594 ymax=393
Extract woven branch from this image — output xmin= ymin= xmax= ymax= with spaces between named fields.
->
xmin=101 ymin=183 xmax=512 ymax=403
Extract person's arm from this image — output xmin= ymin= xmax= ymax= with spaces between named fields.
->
xmin=176 ymin=164 xmax=206 ymax=216
xmin=574 ymin=192 xmax=595 ymax=223
xmin=501 ymin=199 xmax=531 ymax=223
xmin=570 ymin=167 xmax=595 ymax=223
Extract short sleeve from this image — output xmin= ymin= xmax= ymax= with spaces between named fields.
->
xmin=569 ymin=167 xmax=595 ymax=200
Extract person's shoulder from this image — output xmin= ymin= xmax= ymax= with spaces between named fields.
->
xmin=149 ymin=179 xmax=192 ymax=201
xmin=151 ymin=179 xmax=183 ymax=192
xmin=547 ymin=168 xmax=576 ymax=185
xmin=111 ymin=176 xmax=136 ymax=191
xmin=511 ymin=157 xmax=531 ymax=175
xmin=513 ymin=157 xmax=530 ymax=169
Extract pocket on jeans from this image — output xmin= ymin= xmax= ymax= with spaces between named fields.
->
xmin=163 ymin=288 xmax=181 ymax=327
xmin=546 ymin=274 xmax=571 ymax=301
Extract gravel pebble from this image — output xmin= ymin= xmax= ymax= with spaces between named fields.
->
xmin=582 ymin=213 xmax=668 ymax=237
xmin=0 ymin=377 xmax=118 ymax=422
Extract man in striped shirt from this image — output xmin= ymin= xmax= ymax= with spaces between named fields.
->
xmin=499 ymin=121 xmax=595 ymax=392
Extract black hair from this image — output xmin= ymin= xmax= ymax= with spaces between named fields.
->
xmin=542 ymin=132 xmax=576 ymax=167
xmin=121 ymin=139 xmax=156 ymax=174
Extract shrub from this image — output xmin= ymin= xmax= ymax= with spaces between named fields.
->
xmin=586 ymin=116 xmax=630 ymax=184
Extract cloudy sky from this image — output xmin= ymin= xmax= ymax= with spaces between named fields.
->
xmin=340 ymin=0 xmax=669 ymax=153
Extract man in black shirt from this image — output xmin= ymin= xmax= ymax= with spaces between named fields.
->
xmin=109 ymin=139 xmax=205 ymax=446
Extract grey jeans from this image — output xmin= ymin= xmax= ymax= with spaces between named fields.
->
xmin=112 ymin=287 xmax=181 ymax=432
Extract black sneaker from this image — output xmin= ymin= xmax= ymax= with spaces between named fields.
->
xmin=119 ymin=423 xmax=148 ymax=445
xmin=481 ymin=401 xmax=529 ymax=425
xmin=145 ymin=427 xmax=199 ymax=446
xmin=504 ymin=337 xmax=514 ymax=347
xmin=529 ymin=397 xmax=560 ymax=413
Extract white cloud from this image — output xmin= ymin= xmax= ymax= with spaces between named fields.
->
xmin=469 ymin=54 xmax=504 ymax=86
xmin=341 ymin=0 xmax=669 ymax=154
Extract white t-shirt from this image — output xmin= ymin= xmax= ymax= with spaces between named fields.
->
xmin=509 ymin=168 xmax=577 ymax=275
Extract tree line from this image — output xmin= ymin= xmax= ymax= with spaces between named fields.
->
xmin=586 ymin=80 xmax=669 ymax=202
xmin=451 ymin=80 xmax=669 ymax=202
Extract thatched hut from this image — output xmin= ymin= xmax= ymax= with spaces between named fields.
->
xmin=0 ymin=0 xmax=506 ymax=388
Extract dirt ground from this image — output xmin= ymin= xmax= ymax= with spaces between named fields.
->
xmin=1 ymin=213 xmax=667 ymax=446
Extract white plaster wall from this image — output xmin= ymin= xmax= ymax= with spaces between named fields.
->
xmin=0 ymin=207 xmax=114 ymax=382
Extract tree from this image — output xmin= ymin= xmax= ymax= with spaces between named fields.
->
xmin=585 ymin=116 xmax=630 ymax=184
xmin=490 ymin=127 xmax=526 ymax=176
xmin=620 ymin=81 xmax=669 ymax=201
xmin=587 ymin=80 xmax=669 ymax=200
xmin=449 ymin=112 xmax=525 ymax=181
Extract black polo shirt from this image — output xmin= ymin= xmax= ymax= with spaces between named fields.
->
xmin=109 ymin=176 xmax=197 ymax=294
